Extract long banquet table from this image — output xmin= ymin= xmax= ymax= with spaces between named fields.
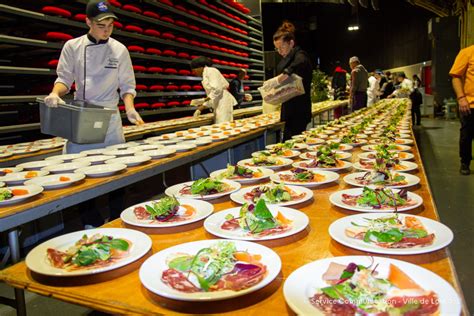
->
xmin=0 ymin=120 xmax=467 ymax=315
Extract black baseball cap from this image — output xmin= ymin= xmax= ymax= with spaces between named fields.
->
xmin=86 ymin=0 xmax=118 ymax=21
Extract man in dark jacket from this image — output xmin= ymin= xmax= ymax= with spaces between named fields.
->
xmin=229 ymin=69 xmax=246 ymax=108
xmin=349 ymin=56 xmax=368 ymax=111
xmin=410 ymin=87 xmax=423 ymax=125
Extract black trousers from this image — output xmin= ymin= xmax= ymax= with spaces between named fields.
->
xmin=282 ymin=117 xmax=309 ymax=141
xmin=460 ymin=111 xmax=474 ymax=165
xmin=352 ymin=91 xmax=367 ymax=111
xmin=80 ymin=189 xmax=125 ymax=226
xmin=412 ymin=103 xmax=421 ymax=125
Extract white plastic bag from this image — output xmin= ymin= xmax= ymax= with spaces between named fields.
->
xmin=258 ymin=74 xmax=305 ymax=105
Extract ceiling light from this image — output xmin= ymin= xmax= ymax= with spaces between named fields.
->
xmin=348 ymin=25 xmax=359 ymax=31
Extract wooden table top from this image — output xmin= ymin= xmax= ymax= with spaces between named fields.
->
xmin=0 ymin=127 xmax=467 ymax=315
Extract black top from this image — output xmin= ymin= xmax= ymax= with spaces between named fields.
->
xmin=229 ymin=78 xmax=244 ymax=105
xmin=276 ymin=46 xmax=313 ymax=124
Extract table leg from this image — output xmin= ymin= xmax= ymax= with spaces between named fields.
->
xmin=8 ymin=229 xmax=27 ymax=316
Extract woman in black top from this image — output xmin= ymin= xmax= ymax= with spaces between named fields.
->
xmin=269 ymin=21 xmax=313 ymax=141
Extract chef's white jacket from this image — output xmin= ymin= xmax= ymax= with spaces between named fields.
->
xmin=367 ymin=75 xmax=380 ymax=106
xmin=55 ymin=34 xmax=136 ymax=153
xmin=202 ymin=66 xmax=237 ymax=123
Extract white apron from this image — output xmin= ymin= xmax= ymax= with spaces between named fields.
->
xmin=202 ymin=66 xmax=237 ymax=124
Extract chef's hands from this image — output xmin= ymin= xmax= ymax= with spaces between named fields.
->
xmin=262 ymin=74 xmax=288 ymax=91
xmin=458 ymin=97 xmax=471 ymax=115
xmin=44 ymin=93 xmax=65 ymax=108
xmin=244 ymin=93 xmax=252 ymax=102
xmin=193 ymin=109 xmax=201 ymax=118
xmin=126 ymin=108 xmax=144 ymax=125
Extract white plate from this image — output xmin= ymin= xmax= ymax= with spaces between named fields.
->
xmin=17 ymin=159 xmax=64 ymax=171
xmin=0 ymin=181 xmax=4 ymax=187
xmin=270 ymin=170 xmax=339 ymax=187
xmin=0 ymin=170 xmax=49 ymax=185
xmin=204 ymin=205 xmax=309 ymax=241
xmin=299 ymin=151 xmax=352 ymax=161
xmin=165 ymin=179 xmax=241 ymax=200
xmin=120 ymin=198 xmax=214 ymax=228
xmin=45 ymin=153 xmax=86 ymax=162
xmin=266 ymin=143 xmax=308 ymax=151
xmin=167 ymin=144 xmax=197 ymax=152
xmin=140 ymin=148 xmax=176 ymax=159
xmin=343 ymin=172 xmax=420 ymax=188
xmin=230 ymin=184 xmax=313 ymax=206
xmin=353 ymin=161 xmax=418 ymax=172
xmin=24 ymin=173 xmax=85 ymax=189
xmin=210 ymin=167 xmax=274 ymax=183
xmin=9 ymin=148 xmax=41 ymax=155
xmin=209 ymin=134 xmax=229 ymax=142
xmin=329 ymin=188 xmax=423 ymax=212
xmin=139 ymin=239 xmax=281 ymax=301
xmin=394 ymin=138 xmax=414 ymax=145
xmin=132 ymin=144 xmax=164 ymax=152
xmin=194 ymin=137 xmax=213 ymax=146
xmin=102 ymin=149 xmax=137 ymax=157
xmin=0 ymin=151 xmax=13 ymax=158
xmin=42 ymin=161 xmax=91 ymax=174
xmin=251 ymin=150 xmax=300 ymax=159
xmin=0 ymin=184 xmax=43 ymax=205
xmin=80 ymin=148 xmax=107 ymax=156
xmin=73 ymin=155 xmax=116 ymax=165
xmin=283 ymin=255 xmax=461 ymax=315
xmin=0 ymin=167 xmax=23 ymax=175
xmin=105 ymin=155 xmax=151 ymax=167
xmin=362 ymin=144 xmax=412 ymax=152
xmin=75 ymin=163 xmax=127 ymax=177
xmin=105 ymin=142 xmax=140 ymax=150
xmin=25 ymin=228 xmax=152 ymax=277
xmin=293 ymin=160 xmax=352 ymax=172
xmin=238 ymin=158 xmax=293 ymax=170
xmin=358 ymin=151 xmax=415 ymax=161
xmin=328 ymin=213 xmax=454 ymax=255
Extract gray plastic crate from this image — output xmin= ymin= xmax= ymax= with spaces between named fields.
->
xmin=38 ymin=98 xmax=116 ymax=144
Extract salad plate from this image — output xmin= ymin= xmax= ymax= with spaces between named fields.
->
xmin=210 ymin=165 xmax=274 ymax=183
xmin=394 ymin=138 xmax=414 ymax=145
xmin=45 ymin=153 xmax=86 ymax=162
xmin=26 ymin=228 xmax=152 ymax=276
xmin=299 ymin=151 xmax=352 ymax=161
xmin=230 ymin=183 xmax=313 ymax=206
xmin=204 ymin=201 xmax=309 ymax=240
xmin=362 ymin=144 xmax=412 ymax=152
xmin=329 ymin=213 xmax=453 ymax=255
xmin=42 ymin=161 xmax=91 ymax=174
xmin=310 ymin=143 xmax=353 ymax=151
xmin=17 ymin=159 xmax=64 ymax=171
xmin=270 ymin=170 xmax=339 ymax=187
xmin=165 ymin=179 xmax=241 ymax=200
xmin=283 ymin=256 xmax=461 ymax=315
xmin=238 ymin=157 xmax=293 ymax=170
xmin=329 ymin=187 xmax=423 ymax=212
xmin=293 ymin=160 xmax=352 ymax=172
xmin=0 ymin=170 xmax=49 ymax=185
xmin=0 ymin=184 xmax=44 ymax=205
xmin=121 ymin=197 xmax=214 ymax=228
xmin=73 ymin=155 xmax=116 ymax=165
xmin=139 ymin=239 xmax=281 ymax=301
xmin=24 ymin=173 xmax=85 ymax=189
xmin=75 ymin=163 xmax=127 ymax=177
xmin=353 ymin=160 xmax=418 ymax=172
xmin=266 ymin=142 xmax=308 ymax=151
xmin=140 ymin=148 xmax=176 ymax=159
xmin=251 ymin=149 xmax=301 ymax=159
xmin=358 ymin=151 xmax=415 ymax=161
xmin=343 ymin=171 xmax=420 ymax=188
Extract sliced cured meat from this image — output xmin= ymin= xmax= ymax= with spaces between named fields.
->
xmin=47 ymin=248 xmax=67 ymax=268
xmin=377 ymin=233 xmax=435 ymax=248
xmin=310 ymin=293 xmax=356 ymax=315
xmin=161 ymin=269 xmax=201 ymax=293
xmin=215 ymin=263 xmax=266 ymax=291
xmin=133 ymin=206 xmax=149 ymax=220
xmin=221 ymin=218 xmax=240 ymax=230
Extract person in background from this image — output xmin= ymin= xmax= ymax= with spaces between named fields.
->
xmin=367 ymin=70 xmax=382 ymax=106
xmin=410 ymin=87 xmax=422 ymax=126
xmin=348 ymin=56 xmax=368 ymax=111
xmin=413 ymin=74 xmax=422 ymax=88
xmin=44 ymin=0 xmax=143 ymax=154
xmin=191 ymin=56 xmax=237 ymax=123
xmin=264 ymin=21 xmax=312 ymax=141
xmin=380 ymin=71 xmax=395 ymax=99
xmin=449 ymin=45 xmax=474 ymax=175
xmin=389 ymin=73 xmax=414 ymax=98
xmin=332 ymin=61 xmax=347 ymax=100
xmin=229 ymin=69 xmax=252 ymax=108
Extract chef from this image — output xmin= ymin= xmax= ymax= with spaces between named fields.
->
xmin=44 ymin=0 xmax=144 ymax=154
xmin=191 ymin=56 xmax=237 ymax=123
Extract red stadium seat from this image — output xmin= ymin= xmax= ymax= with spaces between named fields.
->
xmin=45 ymin=32 xmax=73 ymax=41
xmin=144 ymin=29 xmax=160 ymax=37
xmin=47 ymin=59 xmax=59 ymax=68
xmin=122 ymin=4 xmax=142 ymax=14
xmin=180 ymin=85 xmax=191 ymax=91
xmin=133 ymin=65 xmax=146 ymax=72
xmin=146 ymin=48 xmax=162 ymax=55
xmin=41 ymin=6 xmax=72 ymax=18
xmin=165 ymin=85 xmax=179 ymax=91
xmin=147 ymin=67 xmax=163 ymax=73
xmin=73 ymin=13 xmax=86 ymax=22
xmin=128 ymin=45 xmax=145 ymax=53
xmin=124 ymin=25 xmax=143 ymax=33
xmin=178 ymin=70 xmax=191 ymax=76
xmin=164 ymin=68 xmax=178 ymax=74
xmin=162 ymin=50 xmax=177 ymax=57
xmin=149 ymin=85 xmax=165 ymax=91
xmin=167 ymin=101 xmax=180 ymax=107
xmin=135 ymin=84 xmax=148 ymax=91
xmin=177 ymin=52 xmax=190 ymax=59
xmin=143 ymin=11 xmax=160 ymax=19
xmin=151 ymin=102 xmax=166 ymax=108
xmin=161 ymin=32 xmax=175 ymax=40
